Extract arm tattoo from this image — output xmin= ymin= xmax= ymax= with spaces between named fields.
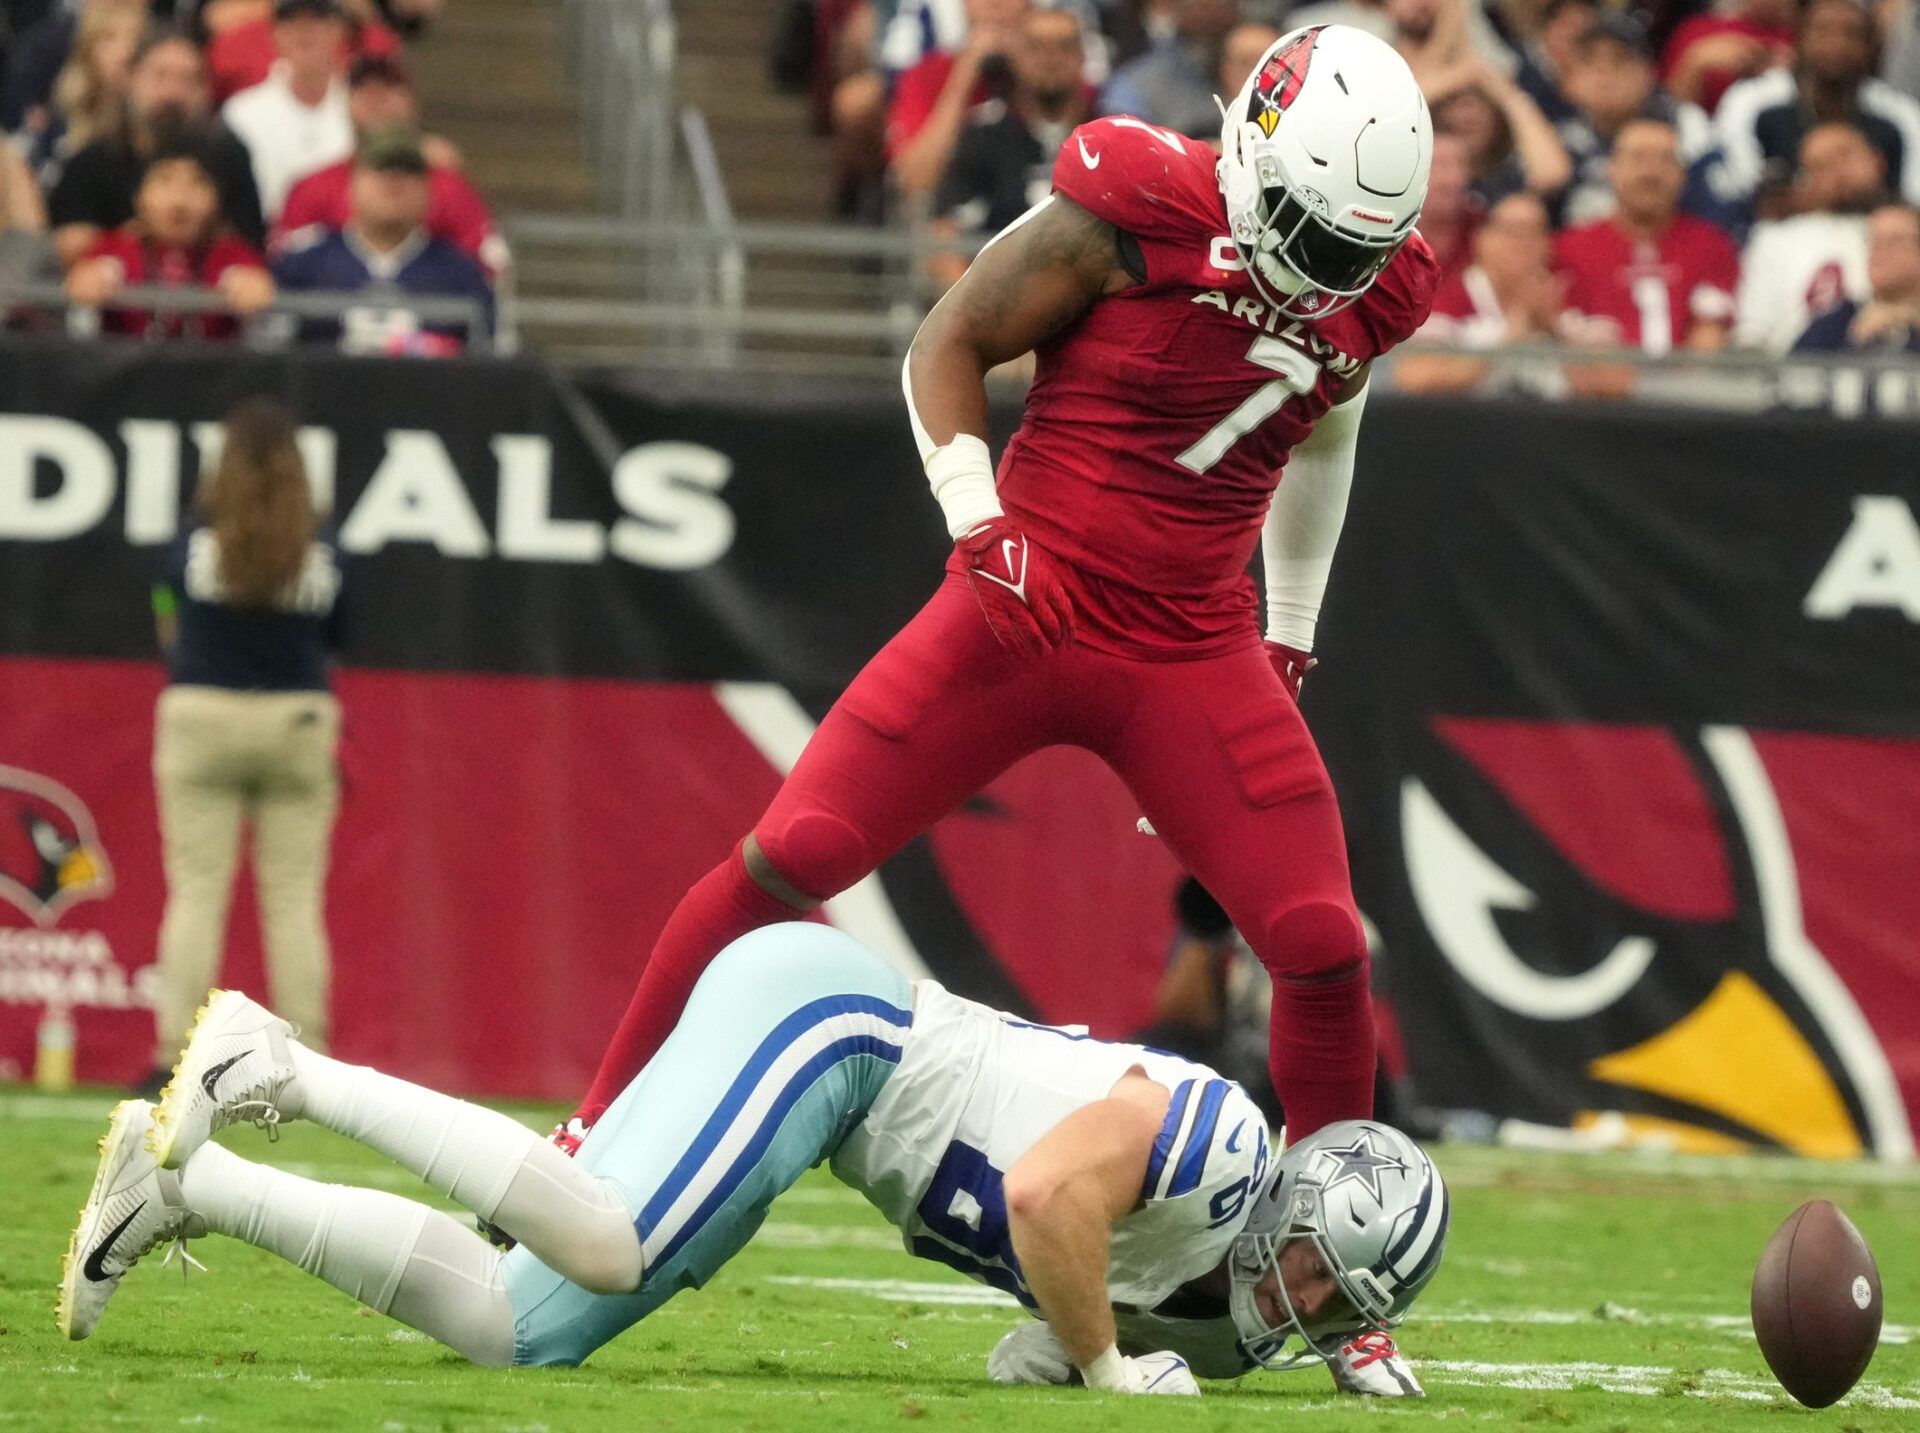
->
xmin=942 ymin=195 xmax=1135 ymax=357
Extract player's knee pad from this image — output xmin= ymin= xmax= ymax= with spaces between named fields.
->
xmin=1256 ymin=899 xmax=1367 ymax=984
xmin=752 ymin=808 xmax=874 ymax=904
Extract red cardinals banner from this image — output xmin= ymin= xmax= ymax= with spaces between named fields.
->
xmin=1 ymin=338 xmax=1917 ymax=1159
xmin=1308 ymin=398 xmax=1920 ymax=1159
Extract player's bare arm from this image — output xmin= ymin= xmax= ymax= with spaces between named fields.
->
xmin=905 ymin=193 xmax=1138 ymax=451
xmin=1003 ymin=1068 xmax=1192 ymax=1392
xmin=905 ymin=194 xmax=1142 ymax=659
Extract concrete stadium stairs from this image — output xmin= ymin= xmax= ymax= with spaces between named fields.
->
xmin=412 ymin=0 xmax=889 ymax=364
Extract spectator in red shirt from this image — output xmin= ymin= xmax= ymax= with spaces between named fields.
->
xmin=205 ymin=0 xmax=404 ymax=106
xmin=889 ymin=0 xmax=1027 ymax=200
xmin=1660 ymin=0 xmax=1797 ymax=116
xmin=1398 ymin=191 xmax=1568 ymax=393
xmin=64 ymin=126 xmax=274 ymax=339
xmin=1556 ymin=116 xmax=1740 ymax=352
xmin=273 ymin=54 xmax=507 ymax=276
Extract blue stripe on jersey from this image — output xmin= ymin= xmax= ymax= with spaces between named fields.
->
xmin=1168 ymin=1078 xmax=1232 ymax=1197
xmin=636 ymin=995 xmax=910 ymax=1256
xmin=1142 ymin=1079 xmax=1195 ymax=1199
xmin=910 ymin=1236 xmax=1037 ymax=1309
xmin=645 ymin=1031 xmax=903 ymax=1270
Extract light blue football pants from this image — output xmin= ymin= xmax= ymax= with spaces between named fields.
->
xmin=501 ymin=923 xmax=913 ymax=1366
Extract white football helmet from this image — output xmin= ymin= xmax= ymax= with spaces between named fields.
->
xmin=1217 ymin=25 xmax=1432 ymax=319
xmin=1226 ymin=1120 xmax=1450 ymax=1370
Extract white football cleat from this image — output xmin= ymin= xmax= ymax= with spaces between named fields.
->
xmin=1325 ymin=1332 xmax=1423 ymax=1396
xmin=148 ymin=988 xmax=297 ymax=1170
xmin=58 ymin=1100 xmax=200 ymax=1341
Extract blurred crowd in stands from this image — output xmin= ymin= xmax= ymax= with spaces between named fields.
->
xmin=777 ymin=0 xmax=1920 ymax=363
xmin=0 ymin=0 xmax=502 ymax=351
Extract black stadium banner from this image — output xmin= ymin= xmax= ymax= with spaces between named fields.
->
xmin=1 ymin=335 xmax=1917 ymax=1154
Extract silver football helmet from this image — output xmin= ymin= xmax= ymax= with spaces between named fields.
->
xmin=1226 ymin=1120 xmax=1449 ymax=1370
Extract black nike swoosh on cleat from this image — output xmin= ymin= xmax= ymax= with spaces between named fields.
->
xmin=201 ymin=1054 xmax=247 ymax=1099
xmin=83 ymin=1202 xmax=146 ymax=1283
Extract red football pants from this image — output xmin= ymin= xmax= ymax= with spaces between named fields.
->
xmin=580 ymin=574 xmax=1374 ymax=1137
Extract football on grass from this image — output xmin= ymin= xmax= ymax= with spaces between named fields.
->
xmin=1751 ymin=1199 xmax=1882 ymax=1407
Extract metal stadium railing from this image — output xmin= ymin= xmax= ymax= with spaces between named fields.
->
xmin=2 ymin=283 xmax=500 ymax=353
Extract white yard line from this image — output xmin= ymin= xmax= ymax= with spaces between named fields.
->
xmin=1425 ymin=1358 xmax=1920 ymax=1409
xmin=753 ymin=1223 xmax=902 ymax=1251
xmin=764 ymin=1275 xmax=1018 ymax=1307
xmin=760 ymin=1277 xmax=1917 ymax=1348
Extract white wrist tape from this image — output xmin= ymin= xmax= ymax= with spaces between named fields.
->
xmin=1263 ymin=383 xmax=1367 ymax=651
xmin=1080 ymin=1346 xmax=1130 ymax=1392
xmin=924 ymin=433 xmax=1004 ymax=540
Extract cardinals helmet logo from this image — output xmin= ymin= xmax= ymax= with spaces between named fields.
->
xmin=1252 ymin=27 xmax=1321 ymax=137
xmin=0 ymin=765 xmax=114 ymax=927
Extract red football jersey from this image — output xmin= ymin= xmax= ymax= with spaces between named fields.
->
xmin=992 ymin=115 xmax=1438 ymax=659
xmin=1554 ymin=214 xmax=1738 ymax=355
xmin=275 ymin=160 xmax=506 ymax=276
xmin=84 ymin=228 xmax=266 ymax=340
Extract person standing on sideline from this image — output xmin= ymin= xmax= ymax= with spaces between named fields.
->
xmin=144 ymin=397 xmax=343 ymax=1093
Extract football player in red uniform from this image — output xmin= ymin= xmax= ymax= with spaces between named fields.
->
xmin=573 ymin=30 xmax=1438 ymax=1384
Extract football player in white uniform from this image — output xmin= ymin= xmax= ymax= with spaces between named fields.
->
xmin=60 ymin=923 xmax=1448 ymax=1398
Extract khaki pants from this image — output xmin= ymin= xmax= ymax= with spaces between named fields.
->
xmin=152 ymin=686 xmax=340 ymax=1064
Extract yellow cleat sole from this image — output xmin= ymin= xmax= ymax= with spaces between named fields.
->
xmin=146 ymin=988 xmax=232 ymax=1170
xmin=56 ymin=1100 xmax=142 ymax=1341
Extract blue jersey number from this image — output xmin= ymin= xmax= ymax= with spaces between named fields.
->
xmin=911 ymin=1141 xmax=1034 ymax=1307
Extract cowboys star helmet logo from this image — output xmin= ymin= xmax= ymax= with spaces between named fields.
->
xmin=1252 ymin=26 xmax=1322 ymax=136
xmin=1314 ymin=1130 xmax=1410 ymax=1202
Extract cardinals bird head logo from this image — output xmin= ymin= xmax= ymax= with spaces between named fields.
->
xmin=1253 ymin=27 xmax=1321 ymax=137
xmin=0 ymin=766 xmax=113 ymax=927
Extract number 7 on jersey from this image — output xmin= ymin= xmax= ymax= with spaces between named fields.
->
xmin=1175 ymin=335 xmax=1322 ymax=474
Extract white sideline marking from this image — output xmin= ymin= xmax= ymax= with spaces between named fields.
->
xmin=773 ymin=1186 xmax=867 ymax=1207
xmin=713 ymin=681 xmax=931 ymax=981
xmin=1431 ymin=1306 xmax=1912 ymax=1345
xmin=762 ymin=1277 xmax=1917 ymax=1346
xmin=753 ymin=1223 xmax=901 ymax=1251
xmin=1427 ymin=1358 xmax=1920 ymax=1409
xmin=765 ymin=1275 xmax=1018 ymax=1307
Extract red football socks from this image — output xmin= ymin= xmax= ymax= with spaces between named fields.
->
xmin=1267 ymin=962 xmax=1377 ymax=1141
xmin=573 ymin=843 xmax=797 ymax=1126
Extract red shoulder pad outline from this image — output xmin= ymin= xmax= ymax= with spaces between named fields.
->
xmin=1051 ymin=116 xmax=1221 ymax=242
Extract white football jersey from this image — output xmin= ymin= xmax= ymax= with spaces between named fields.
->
xmin=1734 ymin=213 xmax=1870 ymax=353
xmin=830 ymin=980 xmax=1271 ymax=1311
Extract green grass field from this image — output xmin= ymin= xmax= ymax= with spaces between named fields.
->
xmin=3 ymin=1090 xmax=1915 ymax=1432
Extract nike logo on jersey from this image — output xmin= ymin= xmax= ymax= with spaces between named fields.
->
xmin=201 ymin=1054 xmax=247 ymax=1099
xmin=84 ymin=1202 xmax=145 ymax=1282
xmin=1225 ymin=1120 xmax=1245 ymax=1154
xmin=1077 ymin=136 xmax=1101 ymax=169
xmin=974 ymin=537 xmax=1030 ymax=602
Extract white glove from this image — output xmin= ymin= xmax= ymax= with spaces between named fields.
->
xmin=987 ymin=1321 xmax=1075 ymax=1385
xmin=1082 ymin=1347 xmax=1200 ymax=1396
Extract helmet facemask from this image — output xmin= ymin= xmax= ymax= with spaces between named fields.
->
xmin=1241 ymin=175 xmax=1416 ymax=319
xmin=1225 ymin=1175 xmax=1399 ymax=1370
